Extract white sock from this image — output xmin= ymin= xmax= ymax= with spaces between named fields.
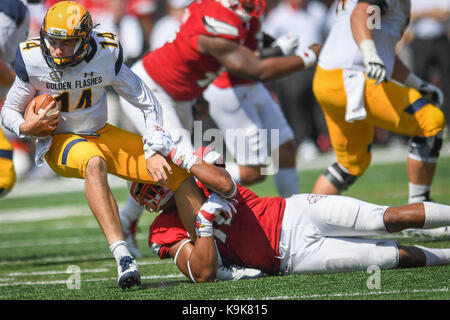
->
xmin=120 ymin=195 xmax=144 ymax=223
xmin=110 ymin=240 xmax=131 ymax=262
xmin=415 ymin=245 xmax=450 ymax=266
xmin=423 ymin=202 xmax=450 ymax=229
xmin=274 ymin=167 xmax=299 ymax=198
xmin=225 ymin=162 xmax=242 ymax=184
xmin=408 ymin=183 xmax=431 ymax=203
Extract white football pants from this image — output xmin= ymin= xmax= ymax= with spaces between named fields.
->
xmin=279 ymin=194 xmax=399 ymax=275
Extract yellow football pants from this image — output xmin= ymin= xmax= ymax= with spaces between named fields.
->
xmin=313 ymin=65 xmax=445 ymax=176
xmin=0 ymin=128 xmax=16 ymax=194
xmin=45 ymin=123 xmax=191 ymax=191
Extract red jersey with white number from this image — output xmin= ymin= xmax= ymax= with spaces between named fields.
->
xmin=149 ymin=183 xmax=286 ymax=275
xmin=212 ymin=16 xmax=260 ymax=89
xmin=141 ymin=0 xmax=248 ymax=101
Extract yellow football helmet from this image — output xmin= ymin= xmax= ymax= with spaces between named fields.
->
xmin=40 ymin=1 xmax=93 ymax=69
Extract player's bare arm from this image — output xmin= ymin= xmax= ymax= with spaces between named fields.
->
xmin=392 ymin=54 xmax=444 ymax=106
xmin=198 ymin=35 xmax=320 ymax=81
xmin=350 ymin=1 xmax=374 ymax=45
xmin=190 ymin=162 xmax=236 ymax=198
xmin=391 ymin=55 xmax=411 ymax=83
xmin=169 ymin=237 xmax=217 ymax=283
xmin=0 ymin=57 xmax=15 ymax=87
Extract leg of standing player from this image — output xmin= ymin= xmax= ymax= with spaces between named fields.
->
xmin=117 ymin=59 xmax=195 ymax=255
xmin=311 ymin=67 xmax=445 ymax=201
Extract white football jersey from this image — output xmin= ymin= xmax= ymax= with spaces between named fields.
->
xmin=2 ymin=28 xmax=162 ymax=138
xmin=318 ymin=0 xmax=411 ymax=78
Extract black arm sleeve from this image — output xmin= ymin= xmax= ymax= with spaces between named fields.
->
xmin=259 ymin=32 xmax=284 ymax=59
xmin=258 ymin=46 xmax=283 ymax=59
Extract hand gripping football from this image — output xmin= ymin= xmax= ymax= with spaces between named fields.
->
xmin=27 ymin=94 xmax=58 ymax=118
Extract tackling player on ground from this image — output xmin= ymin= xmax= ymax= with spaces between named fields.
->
xmin=144 ymin=147 xmax=450 ymax=282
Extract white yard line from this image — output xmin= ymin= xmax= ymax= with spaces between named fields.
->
xmin=0 ymin=254 xmax=170 ymax=266
xmin=0 ymin=206 xmax=92 ymax=223
xmin=0 ymin=253 xmax=114 ymax=265
xmin=0 ymin=202 xmax=126 ymax=223
xmin=7 ymin=268 xmax=109 ymax=277
xmin=0 ymin=273 xmax=185 ymax=287
xmin=6 ymin=174 xmax=126 ymax=199
xmin=258 ymin=287 xmax=449 ymax=300
xmin=0 ymin=236 xmax=107 ymax=249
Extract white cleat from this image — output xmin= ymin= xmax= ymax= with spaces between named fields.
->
xmin=120 ymin=215 xmax=143 ymax=258
xmin=216 ymin=264 xmax=263 ymax=281
xmin=117 ymin=256 xmax=141 ymax=289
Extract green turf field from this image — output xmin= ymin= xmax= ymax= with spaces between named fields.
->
xmin=0 ymin=157 xmax=449 ymax=301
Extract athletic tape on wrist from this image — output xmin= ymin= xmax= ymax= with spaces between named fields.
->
xmin=297 ymin=48 xmax=317 ymax=69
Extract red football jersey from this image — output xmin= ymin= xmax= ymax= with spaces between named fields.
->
xmin=141 ymin=0 xmax=249 ymax=101
xmin=149 ymin=183 xmax=286 ymax=275
xmin=212 ymin=16 xmax=260 ymax=88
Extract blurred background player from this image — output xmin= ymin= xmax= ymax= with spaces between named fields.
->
xmin=409 ymin=0 xmax=450 ymax=131
xmin=149 ymin=0 xmax=190 ymax=51
xmin=0 ymin=0 xmax=31 ymax=198
xmin=118 ymin=0 xmax=320 ymax=257
xmin=263 ymin=0 xmax=330 ymax=161
xmin=145 ymin=147 xmax=450 ymax=282
xmin=311 ymin=0 xmax=446 ymax=205
xmin=203 ymin=25 xmax=302 ymax=199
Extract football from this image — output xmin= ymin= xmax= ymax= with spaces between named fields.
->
xmin=27 ymin=94 xmax=58 ymax=118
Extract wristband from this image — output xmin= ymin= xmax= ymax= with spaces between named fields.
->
xmin=195 ymin=211 xmax=214 ymax=238
xmin=297 ymin=48 xmax=317 ymax=69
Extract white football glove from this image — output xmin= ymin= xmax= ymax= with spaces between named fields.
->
xmin=196 ymin=193 xmax=237 ymax=238
xmin=143 ymin=125 xmax=174 ymax=158
xmin=271 ymin=34 xmax=299 ymax=56
xmin=143 ymin=125 xmax=198 ymax=172
xmin=359 ymin=39 xmax=387 ymax=85
xmin=404 ymin=73 xmax=444 ymax=107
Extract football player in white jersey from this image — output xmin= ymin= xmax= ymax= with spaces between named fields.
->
xmin=0 ymin=1 xmax=235 ymax=289
xmin=311 ymin=0 xmax=445 ymax=205
xmin=0 ymin=0 xmax=30 ymax=199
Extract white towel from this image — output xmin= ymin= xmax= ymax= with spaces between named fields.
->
xmin=34 ymin=136 xmax=53 ymax=167
xmin=343 ymin=69 xmax=367 ymax=123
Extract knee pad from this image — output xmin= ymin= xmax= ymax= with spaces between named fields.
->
xmin=408 ymin=131 xmax=443 ymax=163
xmin=323 ymin=162 xmax=358 ymax=191
xmin=318 ymin=196 xmax=360 ymax=228
xmin=316 ymin=196 xmax=387 ymax=235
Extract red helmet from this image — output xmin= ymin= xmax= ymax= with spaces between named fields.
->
xmin=129 ymin=147 xmax=225 ymax=211
xmin=129 ymin=182 xmax=173 ymax=212
xmin=218 ymin=0 xmax=266 ymax=22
